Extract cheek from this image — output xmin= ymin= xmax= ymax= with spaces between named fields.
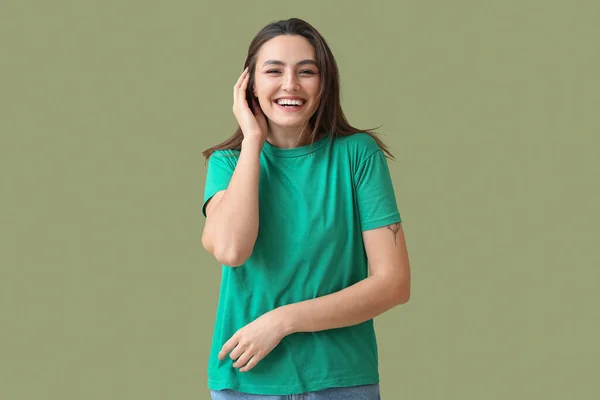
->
xmin=254 ymin=79 xmax=274 ymax=97
xmin=308 ymin=80 xmax=320 ymax=99
xmin=309 ymin=80 xmax=321 ymax=96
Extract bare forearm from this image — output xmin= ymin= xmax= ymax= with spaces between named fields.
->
xmin=205 ymin=138 xmax=263 ymax=265
xmin=278 ymin=274 xmax=409 ymax=335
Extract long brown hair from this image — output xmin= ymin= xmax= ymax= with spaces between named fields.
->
xmin=202 ymin=18 xmax=394 ymax=162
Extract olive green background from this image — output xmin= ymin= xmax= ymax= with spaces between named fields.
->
xmin=2 ymin=1 xmax=598 ymax=399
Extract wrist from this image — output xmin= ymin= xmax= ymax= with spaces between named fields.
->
xmin=241 ymin=136 xmax=265 ymax=151
xmin=273 ymin=305 xmax=296 ymax=336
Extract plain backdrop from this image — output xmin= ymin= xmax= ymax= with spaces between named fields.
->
xmin=1 ymin=1 xmax=599 ymax=399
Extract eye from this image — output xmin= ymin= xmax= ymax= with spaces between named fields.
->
xmin=265 ymin=70 xmax=316 ymax=75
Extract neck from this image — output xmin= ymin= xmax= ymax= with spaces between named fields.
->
xmin=266 ymin=123 xmax=316 ymax=149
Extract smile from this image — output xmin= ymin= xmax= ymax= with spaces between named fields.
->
xmin=273 ymin=100 xmax=306 ymax=112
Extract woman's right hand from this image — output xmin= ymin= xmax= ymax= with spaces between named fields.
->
xmin=233 ymin=67 xmax=268 ymax=143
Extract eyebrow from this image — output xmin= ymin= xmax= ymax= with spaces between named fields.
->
xmin=262 ymin=59 xmax=318 ymax=67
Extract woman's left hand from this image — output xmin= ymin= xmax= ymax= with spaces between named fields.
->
xmin=218 ymin=309 xmax=289 ymax=372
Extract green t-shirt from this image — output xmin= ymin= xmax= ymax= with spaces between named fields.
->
xmin=202 ymin=132 xmax=401 ymax=395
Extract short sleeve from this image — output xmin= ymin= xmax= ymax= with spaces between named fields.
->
xmin=202 ymin=150 xmax=238 ymax=217
xmin=354 ymin=150 xmax=402 ymax=231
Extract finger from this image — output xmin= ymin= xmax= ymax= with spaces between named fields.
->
xmin=218 ymin=336 xmax=239 ymax=361
xmin=232 ymin=350 xmax=253 ymax=369
xmin=233 ymin=67 xmax=249 ymax=102
xmin=228 ymin=343 xmax=245 ymax=361
xmin=234 ymin=73 xmax=250 ymax=110
xmin=239 ymin=354 xmax=261 ymax=372
xmin=238 ymin=73 xmax=250 ymax=107
xmin=241 ymin=68 xmax=250 ymax=89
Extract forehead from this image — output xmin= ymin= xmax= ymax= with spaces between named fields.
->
xmin=256 ymin=35 xmax=316 ymax=65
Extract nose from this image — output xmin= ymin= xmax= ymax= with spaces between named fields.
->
xmin=282 ymin=72 xmax=299 ymax=92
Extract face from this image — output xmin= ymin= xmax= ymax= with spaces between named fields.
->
xmin=253 ymin=35 xmax=321 ymax=131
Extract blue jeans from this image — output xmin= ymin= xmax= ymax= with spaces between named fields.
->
xmin=210 ymin=383 xmax=381 ymax=400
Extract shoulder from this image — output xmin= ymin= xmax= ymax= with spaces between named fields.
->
xmin=206 ymin=148 xmax=241 ymax=172
xmin=335 ymin=132 xmax=381 ymax=152
xmin=333 ymin=132 xmax=383 ymax=165
xmin=207 ymin=148 xmax=240 ymax=162
xmin=209 ymin=148 xmax=241 ymax=158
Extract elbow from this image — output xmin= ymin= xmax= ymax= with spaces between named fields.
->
xmin=202 ymin=231 xmax=252 ymax=267
xmin=214 ymin=248 xmax=251 ymax=267
xmin=209 ymin=240 xmax=252 ymax=267
xmin=390 ymin=281 xmax=411 ymax=306
xmin=395 ymin=289 xmax=410 ymax=305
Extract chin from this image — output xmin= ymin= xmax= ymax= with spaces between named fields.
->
xmin=271 ymin=119 xmax=309 ymax=129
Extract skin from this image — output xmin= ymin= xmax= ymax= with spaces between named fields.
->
xmin=203 ymin=35 xmax=321 ymax=264
xmin=219 ymin=222 xmax=411 ymax=372
xmin=213 ymin=35 xmax=412 ymax=373
xmin=252 ymin=35 xmax=321 ymax=149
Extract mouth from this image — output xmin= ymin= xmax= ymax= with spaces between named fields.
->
xmin=273 ymin=98 xmax=306 ymax=112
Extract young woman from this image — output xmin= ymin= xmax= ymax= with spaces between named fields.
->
xmin=201 ymin=18 xmax=411 ymax=400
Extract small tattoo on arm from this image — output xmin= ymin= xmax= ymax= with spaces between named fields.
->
xmin=387 ymin=223 xmax=400 ymax=245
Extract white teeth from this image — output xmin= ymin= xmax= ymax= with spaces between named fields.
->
xmin=276 ymin=99 xmax=304 ymax=106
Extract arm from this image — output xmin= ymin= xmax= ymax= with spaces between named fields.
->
xmin=217 ymin=222 xmax=410 ymax=372
xmin=277 ymin=222 xmax=411 ymax=334
xmin=201 ymin=138 xmax=263 ymax=267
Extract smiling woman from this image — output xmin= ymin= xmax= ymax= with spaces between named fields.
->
xmin=251 ymin=36 xmax=322 ymax=143
xmin=201 ymin=17 xmax=410 ymax=400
